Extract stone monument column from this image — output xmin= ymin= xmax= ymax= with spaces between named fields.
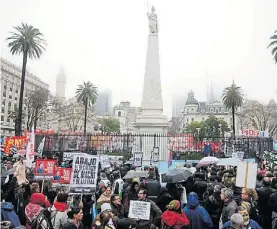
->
xmin=134 ymin=6 xmax=168 ymax=162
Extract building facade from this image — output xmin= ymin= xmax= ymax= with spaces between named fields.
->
xmin=94 ymin=89 xmax=112 ymax=116
xmin=183 ymin=90 xmax=238 ymax=132
xmin=112 ymin=101 xmax=141 ymax=133
xmin=0 ymin=58 xmax=49 ymax=136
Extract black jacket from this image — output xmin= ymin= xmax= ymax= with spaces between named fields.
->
xmin=256 ymin=186 xmax=275 ymax=216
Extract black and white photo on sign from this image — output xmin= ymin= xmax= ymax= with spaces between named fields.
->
xmin=99 ymin=155 xmax=111 ymax=169
xmin=128 ymin=200 xmax=151 ymax=220
xmin=151 ymin=147 xmax=159 ymax=163
xmin=63 ymin=152 xmax=83 ymax=161
xmin=70 ymin=154 xmax=99 ymax=188
xmin=133 ymin=152 xmax=143 ymax=167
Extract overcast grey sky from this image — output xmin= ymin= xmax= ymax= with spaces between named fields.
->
xmin=1 ymin=0 xmax=277 ymax=118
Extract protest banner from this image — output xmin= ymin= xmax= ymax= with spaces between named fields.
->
xmin=26 ymin=126 xmax=35 ymax=168
xmin=52 ymin=167 xmax=72 ymax=184
xmin=128 ymin=200 xmax=151 ymax=220
xmin=133 ymin=152 xmax=143 ymax=167
xmin=99 ymin=155 xmax=111 ymax=169
xmin=4 ymin=136 xmax=27 ymax=155
xmin=151 ymin=147 xmax=159 ymax=164
xmin=63 ymin=151 xmax=83 ymax=161
xmin=70 ymin=154 xmax=99 ymax=188
xmin=236 ymin=161 xmax=257 ymax=189
xmin=34 ymin=159 xmax=57 ymax=179
xmin=108 ymin=156 xmax=124 ymax=165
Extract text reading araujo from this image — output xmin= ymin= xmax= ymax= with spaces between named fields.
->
xmin=73 ymin=156 xmax=97 ymax=185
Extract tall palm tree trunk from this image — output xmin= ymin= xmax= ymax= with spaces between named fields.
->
xmin=232 ymin=105 xmax=236 ymax=139
xmin=84 ymin=99 xmax=88 ymax=136
xmin=16 ymin=51 xmax=28 ymax=136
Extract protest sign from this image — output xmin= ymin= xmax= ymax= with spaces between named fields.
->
xmin=99 ymin=155 xmax=111 ymax=169
xmin=34 ymin=159 xmax=57 ymax=179
xmin=151 ymin=147 xmax=159 ymax=164
xmin=133 ymin=152 xmax=143 ymax=167
xmin=108 ymin=156 xmax=124 ymax=165
xmin=70 ymin=154 xmax=99 ymax=188
xmin=4 ymin=136 xmax=27 ymax=155
xmin=52 ymin=167 xmax=72 ymax=184
xmin=236 ymin=161 xmax=257 ymax=189
xmin=63 ymin=151 xmax=83 ymax=161
xmin=128 ymin=200 xmax=150 ymax=220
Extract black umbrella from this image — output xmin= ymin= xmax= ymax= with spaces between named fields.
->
xmin=164 ymin=168 xmax=192 ymax=183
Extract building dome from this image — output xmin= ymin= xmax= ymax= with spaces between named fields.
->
xmin=185 ymin=90 xmax=199 ymax=105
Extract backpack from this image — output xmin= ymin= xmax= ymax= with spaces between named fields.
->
xmin=30 ymin=208 xmax=55 ymax=229
xmin=0 ymin=202 xmax=21 ymax=228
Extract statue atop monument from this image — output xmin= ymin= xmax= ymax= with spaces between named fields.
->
xmin=147 ymin=6 xmax=158 ymax=34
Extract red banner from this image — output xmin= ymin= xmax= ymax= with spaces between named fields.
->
xmin=34 ymin=159 xmax=57 ymax=177
xmin=52 ymin=167 xmax=72 ymax=184
xmin=4 ymin=136 xmax=27 ymax=155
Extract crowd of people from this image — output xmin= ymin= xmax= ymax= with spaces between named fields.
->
xmin=1 ymin=156 xmax=277 ymax=229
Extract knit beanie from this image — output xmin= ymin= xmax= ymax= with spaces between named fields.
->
xmin=166 ymin=200 xmax=181 ymax=211
xmin=30 ymin=193 xmax=46 ymax=206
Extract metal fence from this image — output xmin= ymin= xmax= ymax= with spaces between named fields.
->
xmin=35 ymin=133 xmax=273 ymax=161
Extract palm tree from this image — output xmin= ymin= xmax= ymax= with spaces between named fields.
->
xmin=75 ymin=81 xmax=98 ymax=135
xmin=268 ymin=30 xmax=277 ymax=64
xmin=7 ymin=23 xmax=46 ymax=136
xmin=222 ymin=81 xmax=243 ymax=139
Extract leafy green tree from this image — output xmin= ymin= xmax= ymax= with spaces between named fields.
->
xmin=100 ymin=118 xmax=120 ymax=133
xmin=222 ymin=82 xmax=243 ymax=138
xmin=76 ymin=81 xmax=98 ymax=135
xmin=185 ymin=121 xmax=205 ymax=140
xmin=7 ymin=23 xmax=46 ymax=136
xmin=268 ymin=30 xmax=277 ymax=64
xmin=204 ymin=115 xmax=229 ymax=138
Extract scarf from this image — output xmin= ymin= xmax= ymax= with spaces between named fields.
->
xmin=162 ymin=210 xmax=190 ymax=229
xmin=97 ymin=192 xmax=111 ymax=203
xmin=25 ymin=203 xmax=43 ymax=222
xmin=54 ymin=202 xmax=68 ymax=212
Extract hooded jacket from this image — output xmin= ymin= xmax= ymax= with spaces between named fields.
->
xmin=183 ymin=192 xmax=213 ymax=229
xmin=161 ymin=209 xmax=189 ymax=229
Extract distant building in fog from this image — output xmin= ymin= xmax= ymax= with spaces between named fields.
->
xmin=172 ymin=93 xmax=187 ymax=117
xmin=95 ymin=89 xmax=112 ymax=116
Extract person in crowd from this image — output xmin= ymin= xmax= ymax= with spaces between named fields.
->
xmin=203 ymin=185 xmax=223 ymax=229
xmin=222 ymin=213 xmax=244 ymax=229
xmin=111 ymin=171 xmax=124 ymax=195
xmin=222 ymin=206 xmax=262 ymax=229
xmin=122 ymin=181 xmax=139 ymax=216
xmin=183 ymin=192 xmax=213 ymax=229
xmin=25 ymin=193 xmax=51 ymax=229
xmin=256 ymin=177 xmax=275 ymax=228
xmin=156 ymin=187 xmax=174 ymax=213
xmin=135 ymin=188 xmax=162 ymax=229
xmin=110 ymin=195 xmax=124 ymax=218
xmin=50 ymin=193 xmax=69 ymax=229
xmin=219 ymin=188 xmax=238 ymax=229
xmin=240 ymin=188 xmax=259 ymax=221
xmin=92 ymin=210 xmax=117 ymax=229
xmin=161 ymin=200 xmax=190 ymax=229
xmin=255 ymin=174 xmax=264 ymax=188
xmin=271 ymin=171 xmax=277 ymax=189
xmin=62 ymin=207 xmax=84 ymax=229
xmin=97 ymin=186 xmax=112 ymax=211
xmin=145 ymin=169 xmax=161 ymax=203
xmin=193 ymin=173 xmax=207 ymax=205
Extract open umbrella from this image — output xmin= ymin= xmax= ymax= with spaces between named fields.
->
xmin=196 ymin=156 xmax=219 ymax=168
xmin=164 ymin=168 xmax=192 ymax=183
xmin=1 ymin=168 xmax=16 ymax=177
xmin=123 ymin=170 xmax=149 ymax=179
xmin=217 ymin=157 xmax=240 ymax=167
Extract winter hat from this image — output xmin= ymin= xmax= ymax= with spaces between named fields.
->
xmin=166 ymin=200 xmax=181 ymax=210
xmin=101 ymin=203 xmax=112 ymax=212
xmin=30 ymin=193 xmax=46 ymax=206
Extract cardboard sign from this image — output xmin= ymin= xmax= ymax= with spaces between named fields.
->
xmin=52 ymin=167 xmax=72 ymax=184
xmin=236 ymin=162 xmax=257 ymax=189
xmin=128 ymin=200 xmax=151 ymax=220
xmin=133 ymin=152 xmax=143 ymax=167
xmin=34 ymin=159 xmax=57 ymax=178
xmin=63 ymin=152 xmax=83 ymax=161
xmin=151 ymin=147 xmax=159 ymax=164
xmin=70 ymin=154 xmax=99 ymax=188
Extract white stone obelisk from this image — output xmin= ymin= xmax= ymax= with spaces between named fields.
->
xmin=134 ymin=6 xmax=168 ymax=162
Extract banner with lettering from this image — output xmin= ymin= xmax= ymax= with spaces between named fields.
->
xmin=133 ymin=152 xmax=143 ymax=167
xmin=70 ymin=154 xmax=99 ymax=188
xmin=34 ymin=159 xmax=57 ymax=179
xmin=4 ymin=136 xmax=27 ymax=155
xmin=52 ymin=167 xmax=72 ymax=184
